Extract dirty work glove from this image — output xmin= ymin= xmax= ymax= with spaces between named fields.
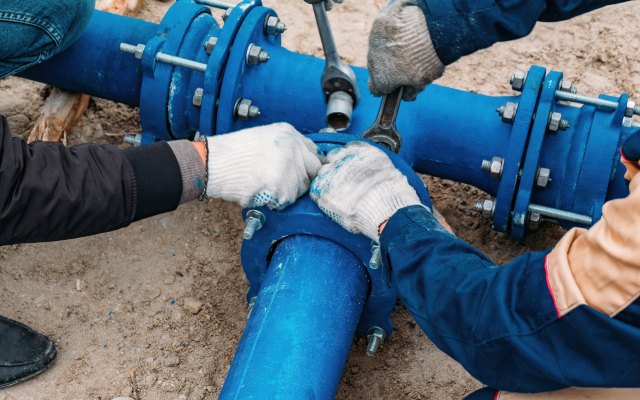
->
xmin=621 ymin=130 xmax=640 ymax=181
xmin=310 ymin=142 xmax=424 ymax=241
xmin=368 ymin=0 xmax=445 ymax=101
xmin=205 ymin=123 xmax=322 ymax=210
xmin=304 ymin=0 xmax=343 ymax=11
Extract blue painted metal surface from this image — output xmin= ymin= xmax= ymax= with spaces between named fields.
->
xmin=221 ymin=234 xmax=368 ymax=399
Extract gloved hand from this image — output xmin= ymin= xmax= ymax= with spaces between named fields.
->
xmin=205 ymin=123 xmax=322 ymax=210
xmin=621 ymin=130 xmax=640 ymax=181
xmin=310 ymin=142 xmax=424 ymax=241
xmin=304 ymin=0 xmax=343 ymax=11
xmin=368 ymin=0 xmax=445 ymax=101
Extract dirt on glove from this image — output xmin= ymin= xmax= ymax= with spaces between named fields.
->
xmin=1 ymin=1 xmax=639 ymax=399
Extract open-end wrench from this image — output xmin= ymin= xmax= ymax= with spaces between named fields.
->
xmin=363 ymin=87 xmax=404 ymax=153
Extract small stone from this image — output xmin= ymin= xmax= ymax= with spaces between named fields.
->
xmin=164 ymin=355 xmax=180 ymax=367
xmin=183 ymin=297 xmax=203 ymax=315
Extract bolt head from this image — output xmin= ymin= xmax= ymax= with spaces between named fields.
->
xmin=265 ymin=15 xmax=286 ymax=35
xmin=192 ymin=88 xmax=204 ymax=107
xmin=501 ymin=102 xmax=518 ymax=123
xmin=245 ymin=210 xmax=266 ymax=226
xmin=536 ymin=168 xmax=551 ymax=188
xmin=489 ymin=157 xmax=504 ymax=179
xmin=558 ymin=80 xmax=576 ymax=93
xmin=528 ymin=212 xmax=542 ymax=230
xmin=626 ymin=100 xmax=636 ymax=118
xmin=510 ymin=70 xmax=526 ymax=91
xmin=548 ymin=112 xmax=562 ymax=133
xmin=204 ymin=37 xmax=218 ymax=54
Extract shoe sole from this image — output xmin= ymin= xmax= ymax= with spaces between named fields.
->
xmin=0 ymin=345 xmax=57 ymax=390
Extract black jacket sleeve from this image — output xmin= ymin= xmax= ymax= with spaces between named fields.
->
xmin=0 ymin=115 xmax=182 ymax=245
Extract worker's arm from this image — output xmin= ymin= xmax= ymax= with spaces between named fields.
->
xmin=0 ymin=118 xmax=320 ymax=245
xmin=368 ymin=0 xmax=628 ymax=99
xmin=311 ymin=141 xmax=640 ymax=393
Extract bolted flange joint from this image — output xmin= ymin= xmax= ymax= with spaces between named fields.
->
xmin=246 ymin=43 xmax=270 ymax=65
xmin=234 ymin=98 xmax=261 ymax=120
xmin=366 ymin=327 xmax=386 ymax=357
xmin=264 ymin=15 xmax=287 ymax=35
xmin=497 ymin=102 xmax=518 ymax=123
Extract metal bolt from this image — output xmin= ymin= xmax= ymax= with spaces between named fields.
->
xmin=497 ymin=102 xmax=518 ymax=123
xmin=528 ymin=204 xmax=592 ymax=225
xmin=123 ymin=133 xmax=142 ymax=147
xmin=193 ymin=88 xmax=204 ymax=107
xmin=481 ymin=157 xmax=504 ymax=179
xmin=246 ymin=44 xmax=270 ymax=65
xmin=474 ymin=198 xmax=496 ymax=219
xmin=510 ymin=70 xmax=526 ymax=91
xmin=369 ymin=243 xmax=382 ymax=270
xmin=234 ymin=98 xmax=261 ymax=120
xmin=121 ymin=43 xmax=207 ymax=72
xmin=193 ymin=131 xmax=202 ymax=141
xmin=528 ymin=212 xmax=542 ymax=230
xmin=265 ymin=15 xmax=287 ymax=35
xmin=623 ymin=117 xmax=640 ymax=128
xmin=366 ymin=327 xmax=386 ymax=357
xmin=548 ymin=112 xmax=565 ymax=133
xmin=195 ymin=0 xmax=234 ymax=9
xmin=536 ymin=167 xmax=552 ymax=188
xmin=243 ymin=210 xmax=266 ymax=240
xmin=626 ymin=100 xmax=637 ymax=118
xmin=204 ymin=36 xmax=218 ymax=54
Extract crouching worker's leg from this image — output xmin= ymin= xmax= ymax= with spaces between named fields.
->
xmin=0 ymin=0 xmax=95 ymax=78
xmin=0 ymin=0 xmax=94 ymax=387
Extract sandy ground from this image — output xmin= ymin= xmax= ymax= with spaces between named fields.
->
xmin=1 ymin=1 xmax=639 ymax=399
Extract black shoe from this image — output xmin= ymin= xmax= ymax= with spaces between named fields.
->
xmin=0 ymin=315 xmax=57 ymax=389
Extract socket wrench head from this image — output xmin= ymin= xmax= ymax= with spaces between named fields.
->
xmin=326 ymin=91 xmax=353 ymax=131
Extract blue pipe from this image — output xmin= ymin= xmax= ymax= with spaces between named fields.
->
xmin=18 ymin=11 xmax=158 ymax=106
xmin=221 ymin=235 xmax=368 ymax=399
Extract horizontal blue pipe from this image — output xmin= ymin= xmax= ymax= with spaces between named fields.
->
xmin=220 ymin=235 xmax=368 ymax=399
xmin=19 ymin=11 xmax=158 ymax=106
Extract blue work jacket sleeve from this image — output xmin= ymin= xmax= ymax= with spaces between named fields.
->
xmin=379 ymin=205 xmax=640 ymax=392
xmin=417 ymin=0 xmax=629 ymax=64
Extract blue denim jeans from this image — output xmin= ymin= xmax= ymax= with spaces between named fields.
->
xmin=0 ymin=0 xmax=95 ymax=79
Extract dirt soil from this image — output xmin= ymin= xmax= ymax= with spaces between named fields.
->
xmin=1 ymin=1 xmax=639 ymax=399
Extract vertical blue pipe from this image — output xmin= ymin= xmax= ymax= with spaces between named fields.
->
xmin=18 ymin=11 xmax=158 ymax=106
xmin=220 ymin=235 xmax=368 ymax=400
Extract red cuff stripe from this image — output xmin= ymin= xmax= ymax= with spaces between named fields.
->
xmin=493 ymin=391 xmax=500 ymax=400
xmin=544 ymin=255 xmax=562 ymax=319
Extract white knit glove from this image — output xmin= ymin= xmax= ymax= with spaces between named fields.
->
xmin=205 ymin=123 xmax=322 ymax=210
xmin=310 ymin=142 xmax=424 ymax=241
xmin=368 ymin=0 xmax=445 ymax=101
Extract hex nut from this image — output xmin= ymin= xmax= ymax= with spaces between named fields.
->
xmin=499 ymin=102 xmax=518 ymax=123
xmin=234 ymin=98 xmax=261 ymax=120
xmin=489 ymin=156 xmax=504 ymax=179
xmin=536 ymin=168 xmax=551 ymax=188
xmin=475 ymin=199 xmax=495 ymax=219
xmin=510 ymin=70 xmax=526 ymax=91
xmin=134 ymin=44 xmax=145 ymax=60
xmin=548 ymin=112 xmax=562 ymax=133
xmin=246 ymin=44 xmax=270 ymax=65
xmin=204 ymin=37 xmax=218 ymax=55
xmin=626 ymin=101 xmax=636 ymax=118
xmin=192 ymin=88 xmax=204 ymax=107
xmin=265 ymin=15 xmax=286 ymax=35
xmin=528 ymin=212 xmax=542 ymax=230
